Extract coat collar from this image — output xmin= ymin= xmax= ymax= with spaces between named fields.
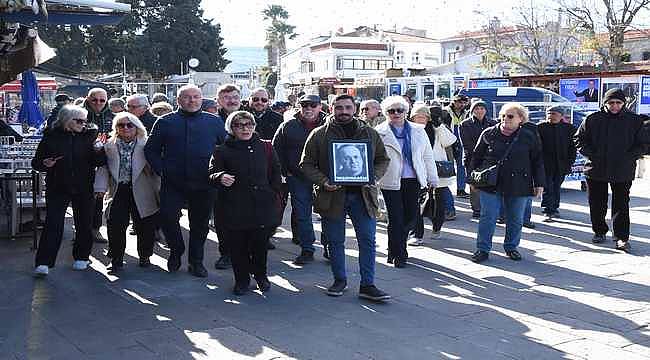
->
xmin=104 ymin=136 xmax=147 ymax=182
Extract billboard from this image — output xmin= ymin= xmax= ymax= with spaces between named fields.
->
xmin=639 ymin=75 xmax=650 ymax=114
xmin=558 ymin=78 xmax=600 ymax=112
xmin=602 ymin=76 xmax=640 ymax=113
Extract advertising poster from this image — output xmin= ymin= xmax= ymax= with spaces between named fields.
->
xmin=638 ymin=75 xmax=650 ymax=114
xmin=469 ymin=79 xmax=509 ymax=88
xmin=388 ymin=83 xmax=402 ymax=96
xmin=558 ymin=78 xmax=600 ymax=112
xmin=602 ymin=76 xmax=640 ymax=113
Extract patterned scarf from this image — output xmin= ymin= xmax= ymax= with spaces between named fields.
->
xmin=117 ymin=138 xmax=136 ymax=183
xmin=389 ymin=121 xmax=414 ymax=169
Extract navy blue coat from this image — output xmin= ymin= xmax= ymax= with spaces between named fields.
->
xmin=144 ymin=110 xmax=226 ymax=190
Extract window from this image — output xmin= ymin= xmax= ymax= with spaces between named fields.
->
xmin=396 ymin=51 xmax=404 ymax=63
xmin=300 ymin=61 xmax=315 ymax=73
xmin=364 ymin=59 xmax=379 ymax=70
xmin=352 ymin=59 xmax=363 ymax=69
xmin=412 ymin=52 xmax=420 ymax=64
xmin=343 ymin=59 xmax=354 ymax=69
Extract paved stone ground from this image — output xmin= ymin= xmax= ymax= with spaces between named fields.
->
xmin=1 ymin=179 xmax=650 ymax=359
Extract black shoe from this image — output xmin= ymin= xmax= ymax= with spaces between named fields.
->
xmin=92 ymin=229 xmax=108 ymax=244
xmin=386 ymin=254 xmax=393 ymax=264
xmin=188 ymin=263 xmax=208 ymax=278
xmin=138 ymin=257 xmax=151 ymax=268
xmin=471 ymin=212 xmax=481 ymax=219
xmin=505 ymin=249 xmax=522 ymax=261
xmin=256 ymin=277 xmax=271 ymax=292
xmin=291 ymin=237 xmax=300 ymax=245
xmin=592 ymin=234 xmax=606 ymax=244
xmin=111 ymin=258 xmax=124 ymax=270
xmin=293 ymin=250 xmax=314 ymax=265
xmin=471 ymin=250 xmax=489 ymax=263
xmin=267 ymin=240 xmax=276 ymax=250
xmin=445 ymin=212 xmax=457 ymax=221
xmin=214 ymin=255 xmax=231 ymax=270
xmin=167 ymin=254 xmax=181 ymax=272
xmin=496 ymin=217 xmax=505 ymax=224
xmin=394 ymin=258 xmax=407 ymax=268
xmin=326 ymin=279 xmax=347 ymax=296
xmin=551 ymin=211 xmax=560 ymax=219
xmin=522 ymin=222 xmax=536 ymax=229
xmin=359 ymin=285 xmax=391 ymax=302
xmin=456 ymin=190 xmax=469 ymax=199
xmin=233 ymin=283 xmax=249 ymax=296
xmin=129 ymin=226 xmax=137 ymax=236
xmin=615 ymin=239 xmax=631 ymax=253
xmin=322 ymin=244 xmax=330 ymax=260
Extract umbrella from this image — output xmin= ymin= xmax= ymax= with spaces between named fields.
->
xmin=18 ymin=70 xmax=44 ymax=128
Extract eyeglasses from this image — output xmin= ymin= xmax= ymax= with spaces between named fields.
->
xmin=360 ymin=108 xmax=369 ymax=112
xmin=232 ymin=122 xmax=255 ymax=130
xmin=502 ymin=114 xmax=516 ymax=119
xmin=387 ymin=108 xmax=405 ymax=115
xmin=116 ymin=122 xmax=135 ymax=129
xmin=90 ymin=98 xmax=106 ymax=103
xmin=251 ymin=97 xmax=268 ymax=103
xmin=127 ymin=104 xmax=145 ymax=109
xmin=300 ymin=102 xmax=320 ymax=108
xmin=73 ymin=118 xmax=86 ymax=124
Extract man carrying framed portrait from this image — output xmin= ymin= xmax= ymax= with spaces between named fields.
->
xmin=300 ymin=94 xmax=391 ymax=302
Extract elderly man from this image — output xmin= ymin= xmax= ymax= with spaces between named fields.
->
xmin=144 ymin=84 xmax=227 ymax=276
xmin=359 ymin=99 xmax=384 ymax=127
xmin=273 ymin=94 xmax=326 ymax=265
xmin=108 ymin=98 xmax=126 ymax=114
xmin=249 ymin=87 xmax=283 ymax=140
xmin=127 ymin=94 xmax=157 ymax=133
xmin=575 ymin=88 xmax=644 ymax=252
xmin=300 ymin=94 xmax=391 ymax=302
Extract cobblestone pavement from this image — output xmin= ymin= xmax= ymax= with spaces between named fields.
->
xmin=1 ymin=180 xmax=650 ymax=359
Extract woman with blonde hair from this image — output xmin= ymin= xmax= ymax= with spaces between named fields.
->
xmin=94 ymin=112 xmax=160 ymax=270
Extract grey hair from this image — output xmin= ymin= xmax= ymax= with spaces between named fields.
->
xmin=177 ymin=84 xmax=201 ymax=97
xmin=380 ymin=95 xmax=410 ymax=117
xmin=87 ymin=87 xmax=107 ymax=98
xmin=217 ymin=83 xmax=241 ymax=98
xmin=499 ymin=102 xmax=529 ymax=123
xmin=360 ymin=99 xmax=380 ymax=110
xmin=126 ymin=94 xmax=150 ymax=108
xmin=111 ymin=111 xmax=148 ymax=138
xmin=249 ymin=87 xmax=268 ymax=98
xmin=53 ymin=105 xmax=88 ymax=129
xmin=108 ymin=98 xmax=125 ymax=109
xmin=151 ymin=92 xmax=168 ymax=103
xmin=224 ymin=110 xmax=256 ymax=135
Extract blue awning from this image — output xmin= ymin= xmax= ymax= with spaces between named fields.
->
xmin=0 ymin=9 xmax=126 ymax=25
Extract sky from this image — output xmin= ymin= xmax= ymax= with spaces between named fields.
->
xmin=201 ymin=0 xmax=522 ymax=49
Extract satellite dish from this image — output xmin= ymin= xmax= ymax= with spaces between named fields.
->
xmin=188 ymin=58 xmax=200 ymax=68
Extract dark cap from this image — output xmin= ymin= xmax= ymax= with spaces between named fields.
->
xmin=54 ymin=93 xmax=72 ymax=102
xmin=603 ymin=88 xmax=626 ymax=104
xmin=271 ymin=101 xmax=290 ymax=110
xmin=299 ymin=94 xmax=321 ymax=103
xmin=469 ymin=99 xmax=487 ymax=113
xmin=546 ymin=105 xmax=565 ymax=115
xmin=453 ymin=94 xmax=469 ymax=102
xmin=201 ymin=98 xmax=217 ymax=111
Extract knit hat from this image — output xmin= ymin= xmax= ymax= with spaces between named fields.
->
xmin=469 ymin=100 xmax=487 ymax=114
xmin=603 ymin=88 xmax=626 ymax=104
xmin=410 ymin=103 xmax=431 ymax=120
xmin=546 ymin=105 xmax=565 ymax=115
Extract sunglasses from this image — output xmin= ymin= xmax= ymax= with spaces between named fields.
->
xmin=252 ymin=97 xmax=268 ymax=103
xmin=116 ymin=122 xmax=135 ymax=129
xmin=360 ymin=108 xmax=369 ymax=112
xmin=232 ymin=122 xmax=255 ymax=129
xmin=387 ymin=108 xmax=405 ymax=115
xmin=502 ymin=114 xmax=516 ymax=119
xmin=73 ymin=118 xmax=86 ymax=124
xmin=127 ymin=104 xmax=145 ymax=109
xmin=90 ymin=98 xmax=107 ymax=103
xmin=300 ymin=102 xmax=320 ymax=108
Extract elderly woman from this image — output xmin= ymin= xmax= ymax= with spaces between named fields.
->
xmin=209 ymin=110 xmax=282 ymax=295
xmin=94 ymin=112 xmax=160 ymax=270
xmin=32 ymin=105 xmax=106 ymax=276
xmin=470 ymin=103 xmax=545 ymax=263
xmin=408 ymin=104 xmax=457 ymax=245
xmin=376 ymin=96 xmax=438 ymax=268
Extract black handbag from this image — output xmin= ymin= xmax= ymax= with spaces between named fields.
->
xmin=469 ymin=131 xmax=519 ymax=188
xmin=435 ymin=160 xmax=456 ymax=178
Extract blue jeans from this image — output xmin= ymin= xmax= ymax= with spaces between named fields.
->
xmin=287 ymin=176 xmax=316 ymax=253
xmin=523 ymin=197 xmax=533 ymax=224
xmin=442 ymin=187 xmax=455 ymax=214
xmin=321 ymin=192 xmax=376 ymax=286
xmin=476 ymin=191 xmax=528 ymax=252
xmin=541 ymin=172 xmax=564 ymax=213
xmin=453 ymin=125 xmax=466 ymax=192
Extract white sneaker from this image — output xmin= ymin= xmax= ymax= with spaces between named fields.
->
xmin=34 ymin=265 xmax=49 ymax=276
xmin=407 ymin=237 xmax=424 ymax=246
xmin=72 ymin=260 xmax=90 ymax=270
xmin=431 ymin=231 xmax=441 ymax=239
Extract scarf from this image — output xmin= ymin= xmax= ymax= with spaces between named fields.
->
xmin=499 ymin=123 xmax=517 ymax=137
xmin=390 ymin=121 xmax=414 ymax=169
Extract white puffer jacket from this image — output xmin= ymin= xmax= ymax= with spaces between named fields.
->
xmin=376 ymin=121 xmax=438 ymax=190
xmin=431 ymin=125 xmax=457 ymax=188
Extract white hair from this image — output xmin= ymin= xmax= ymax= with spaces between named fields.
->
xmin=249 ymin=87 xmax=268 ymax=98
xmin=53 ymin=105 xmax=88 ymax=129
xmin=177 ymin=84 xmax=201 ymax=97
xmin=360 ymin=99 xmax=380 ymax=109
xmin=380 ymin=95 xmax=410 ymax=116
xmin=224 ymin=110 xmax=256 ymax=135
xmin=111 ymin=111 xmax=148 ymax=138
xmin=126 ymin=94 xmax=150 ymax=108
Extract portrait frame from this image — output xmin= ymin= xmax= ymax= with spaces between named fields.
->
xmin=329 ymin=139 xmax=373 ymax=185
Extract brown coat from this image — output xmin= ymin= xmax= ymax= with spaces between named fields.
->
xmin=299 ymin=116 xmax=390 ymax=219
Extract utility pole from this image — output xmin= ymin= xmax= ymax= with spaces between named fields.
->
xmin=122 ymin=56 xmax=128 ymax=96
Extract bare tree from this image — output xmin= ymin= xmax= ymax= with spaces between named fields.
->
xmin=559 ymin=0 xmax=650 ymax=69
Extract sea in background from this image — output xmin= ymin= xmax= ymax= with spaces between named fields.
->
xmin=224 ymin=46 xmax=267 ymax=73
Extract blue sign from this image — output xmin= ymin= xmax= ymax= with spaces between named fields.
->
xmin=388 ymin=84 xmax=402 ymax=96
xmin=468 ymin=79 xmax=509 ymax=88
xmin=639 ymin=75 xmax=650 ymax=114
xmin=559 ymin=78 xmax=600 ymax=111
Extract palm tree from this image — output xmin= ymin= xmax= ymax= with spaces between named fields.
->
xmin=262 ymin=4 xmax=298 ymax=68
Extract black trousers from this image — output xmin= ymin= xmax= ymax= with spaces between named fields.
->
xmin=92 ymin=195 xmax=103 ymax=229
xmin=106 ymin=183 xmax=155 ymax=261
xmin=213 ymin=203 xmax=228 ymax=256
xmin=413 ymin=187 xmax=447 ymax=238
xmin=382 ymin=178 xmax=420 ymax=261
xmin=35 ymin=190 xmax=94 ymax=267
xmin=586 ymin=179 xmax=632 ymax=240
xmin=160 ymin=184 xmax=215 ymax=264
xmin=224 ymin=228 xmax=268 ymax=286
xmin=279 ymin=182 xmax=299 ymax=242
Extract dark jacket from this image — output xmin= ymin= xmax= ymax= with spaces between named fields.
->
xmin=299 ymin=116 xmax=390 ymax=219
xmin=144 ymin=110 xmax=226 ymax=190
xmin=442 ymin=105 xmax=467 ymax=157
xmin=537 ymin=120 xmax=577 ymax=176
xmin=471 ymin=125 xmax=546 ymax=196
xmin=253 ymin=109 xmax=284 ymax=140
xmin=272 ymin=113 xmax=325 ymax=180
xmin=209 ymin=134 xmax=282 ymax=230
xmin=459 ymin=116 xmax=497 ymax=173
xmin=46 ymin=104 xmax=62 ymax=127
xmin=574 ymin=108 xmax=644 ymax=182
xmin=32 ymin=125 xmax=106 ymax=194
xmin=638 ymin=115 xmax=650 ymax=155
xmin=83 ymin=101 xmax=114 ymax=134
xmin=139 ymin=111 xmax=158 ymax=133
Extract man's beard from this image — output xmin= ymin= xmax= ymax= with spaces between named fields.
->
xmin=335 ymin=114 xmax=353 ymax=122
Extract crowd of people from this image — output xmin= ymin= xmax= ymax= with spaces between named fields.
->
xmin=30 ymin=83 xmax=650 ymax=302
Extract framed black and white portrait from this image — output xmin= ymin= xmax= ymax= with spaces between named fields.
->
xmin=329 ymin=140 xmax=373 ymax=185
